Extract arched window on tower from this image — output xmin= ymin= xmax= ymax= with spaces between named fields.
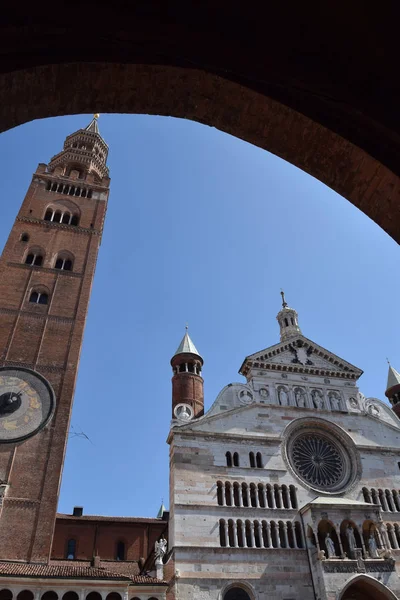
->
xmin=226 ymin=452 xmax=232 ymax=467
xmin=116 ymin=540 xmax=125 ymax=561
xmin=54 ymin=252 xmax=74 ymax=271
xmin=66 ymin=538 xmax=76 ymax=560
xmin=25 ymin=249 xmax=44 ymax=266
xmin=29 ymin=290 xmax=48 ymax=305
xmin=256 ymin=452 xmax=263 ymax=468
xmin=20 ymin=233 xmax=29 ymax=242
xmin=249 ymin=452 xmax=255 ymax=468
xmin=233 ymin=452 xmax=240 ymax=467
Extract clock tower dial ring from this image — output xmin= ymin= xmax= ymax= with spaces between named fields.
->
xmin=0 ymin=367 xmax=55 ymax=443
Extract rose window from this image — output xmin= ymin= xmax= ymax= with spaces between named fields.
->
xmin=288 ymin=431 xmax=353 ymax=492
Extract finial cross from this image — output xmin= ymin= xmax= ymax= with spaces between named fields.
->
xmin=280 ymin=289 xmax=288 ymax=308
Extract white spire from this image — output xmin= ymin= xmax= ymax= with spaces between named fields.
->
xmin=276 ymin=291 xmax=302 ymax=342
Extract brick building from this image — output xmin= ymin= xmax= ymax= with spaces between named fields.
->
xmin=0 ymin=117 xmax=168 ymax=600
xmin=0 ymin=119 xmax=400 ymax=600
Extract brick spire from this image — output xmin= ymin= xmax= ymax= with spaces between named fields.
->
xmin=385 ymin=363 xmax=400 ymax=418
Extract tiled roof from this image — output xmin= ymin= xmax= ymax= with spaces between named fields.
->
xmin=0 ymin=562 xmax=167 ymax=584
xmin=56 ymin=514 xmax=166 ymax=524
xmin=0 ymin=562 xmax=129 ymax=580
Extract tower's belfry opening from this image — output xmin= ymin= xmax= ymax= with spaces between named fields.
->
xmin=0 ymin=115 xmax=110 ymax=562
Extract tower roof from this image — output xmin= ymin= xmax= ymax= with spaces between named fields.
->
xmin=85 ymin=114 xmax=100 ymax=135
xmin=276 ymin=290 xmax=302 ymax=342
xmin=173 ymin=329 xmax=201 ymax=358
xmin=156 ymin=501 xmax=166 ymax=518
xmin=387 ymin=365 xmax=400 ymax=391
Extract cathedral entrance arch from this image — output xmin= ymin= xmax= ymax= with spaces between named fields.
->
xmin=223 ymin=587 xmax=252 ymax=600
xmin=339 ymin=575 xmax=399 ymax=600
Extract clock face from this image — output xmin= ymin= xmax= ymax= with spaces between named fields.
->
xmin=0 ymin=367 xmax=55 ymax=443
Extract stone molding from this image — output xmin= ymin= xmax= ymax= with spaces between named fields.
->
xmin=0 ymin=307 xmax=74 ymax=323
xmin=17 ymin=216 xmax=100 ymax=236
xmin=322 ymin=559 xmax=395 ymax=573
xmin=8 ymin=262 xmax=83 ymax=278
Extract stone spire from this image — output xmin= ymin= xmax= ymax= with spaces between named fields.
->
xmin=385 ymin=363 xmax=400 ymax=417
xmin=276 ymin=291 xmax=302 ymax=342
xmin=170 ymin=328 xmax=204 ymax=420
xmin=48 ymin=114 xmax=109 ymax=181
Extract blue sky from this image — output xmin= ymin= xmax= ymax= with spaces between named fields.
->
xmin=0 ymin=114 xmax=398 ymax=518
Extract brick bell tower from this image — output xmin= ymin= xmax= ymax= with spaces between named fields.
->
xmin=0 ymin=115 xmax=110 ymax=562
xmin=171 ymin=328 xmax=204 ymax=420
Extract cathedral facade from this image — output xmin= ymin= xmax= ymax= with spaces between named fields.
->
xmin=0 ymin=119 xmax=399 ymax=600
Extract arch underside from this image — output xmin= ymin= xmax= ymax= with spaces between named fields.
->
xmin=0 ymin=4 xmax=400 ymax=244
xmin=340 ymin=575 xmax=399 ymax=600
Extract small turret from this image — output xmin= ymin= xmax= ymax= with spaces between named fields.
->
xmin=385 ymin=363 xmax=400 ymax=418
xmin=171 ymin=328 xmax=204 ymax=420
xmin=276 ymin=290 xmax=302 ymax=342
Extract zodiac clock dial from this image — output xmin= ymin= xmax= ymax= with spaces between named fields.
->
xmin=0 ymin=367 xmax=55 ymax=443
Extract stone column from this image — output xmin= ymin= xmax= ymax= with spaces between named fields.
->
xmin=224 ymin=521 xmax=229 ymax=547
xmin=265 ymin=521 xmax=272 ymax=548
xmin=277 ymin=487 xmax=284 ymax=509
xmin=380 ymin=492 xmax=389 ymax=512
xmin=240 ymin=521 xmax=246 ymax=547
xmin=364 ymin=489 xmax=372 ymax=503
xmin=283 ymin=523 xmax=289 ymax=548
xmin=387 ymin=491 xmax=396 ymax=512
xmin=246 ymin=486 xmax=251 ymax=508
xmin=390 ymin=527 xmax=399 ymax=549
xmin=270 ymin=486 xmax=276 ymax=509
xmin=335 ymin=526 xmax=344 ymax=558
xmin=250 ymin=522 xmax=255 ymax=547
xmin=292 ymin=525 xmax=298 ymax=549
xmin=274 ymin=523 xmax=281 ymax=548
xmin=238 ymin=486 xmax=243 ymax=507
xmin=262 ymin=485 xmax=267 ymax=509
xmin=233 ymin=521 xmax=238 ymax=547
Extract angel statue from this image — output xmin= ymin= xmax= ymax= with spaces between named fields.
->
xmin=155 ymin=536 xmax=168 ymax=563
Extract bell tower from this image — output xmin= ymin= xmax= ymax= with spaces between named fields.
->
xmin=0 ymin=116 xmax=110 ymax=562
xmin=171 ymin=328 xmax=204 ymax=419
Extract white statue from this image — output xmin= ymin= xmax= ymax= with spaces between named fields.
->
xmin=368 ymin=534 xmax=379 ymax=558
xmin=325 ymin=533 xmax=336 ymax=558
xmin=346 ymin=526 xmax=357 ymax=551
xmin=295 ymin=389 xmax=305 ymax=407
xmin=279 ymin=388 xmax=288 ymax=406
xmin=155 ymin=537 xmax=167 ymax=562
xmin=329 ymin=393 xmax=340 ymax=411
xmin=312 ymin=390 xmax=323 ymax=409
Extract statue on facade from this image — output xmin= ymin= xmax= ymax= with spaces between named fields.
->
xmin=312 ymin=390 xmax=323 ymax=409
xmin=346 ymin=526 xmax=357 ymax=552
xmin=325 ymin=533 xmax=336 ymax=558
xmin=155 ymin=537 xmax=168 ymax=563
xmin=279 ymin=387 xmax=289 ymax=406
xmin=368 ymin=533 xmax=379 ymax=558
xmin=329 ymin=393 xmax=340 ymax=411
xmin=295 ymin=388 xmax=306 ymax=407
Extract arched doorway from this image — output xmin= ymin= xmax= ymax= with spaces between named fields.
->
xmin=340 ymin=576 xmax=399 ymax=600
xmin=224 ymin=588 xmax=252 ymax=600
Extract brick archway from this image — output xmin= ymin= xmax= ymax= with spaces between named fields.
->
xmin=1 ymin=4 xmax=400 ymax=243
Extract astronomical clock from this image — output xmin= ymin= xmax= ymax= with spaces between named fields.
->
xmin=0 ymin=367 xmax=55 ymax=443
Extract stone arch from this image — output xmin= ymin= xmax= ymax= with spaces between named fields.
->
xmin=17 ymin=593 xmax=34 ymax=600
xmin=62 ymin=593 xmax=79 ymax=600
xmin=339 ymin=574 xmax=399 ymax=599
xmin=220 ymin=581 xmax=255 ymax=600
